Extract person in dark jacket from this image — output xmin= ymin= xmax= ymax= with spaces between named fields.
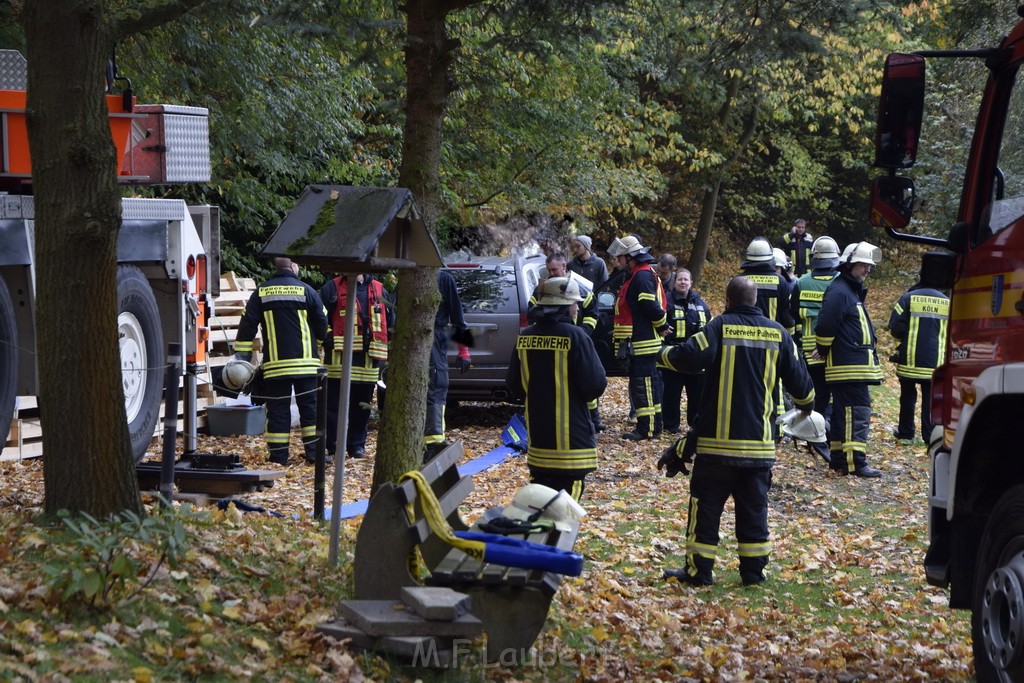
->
xmin=814 ymin=242 xmax=884 ymax=477
xmin=318 ymin=274 xmax=394 ymax=460
xmin=235 ymin=258 xmax=330 ymax=465
xmin=659 ymin=268 xmax=713 ymax=433
xmin=423 ymin=269 xmax=472 ymax=461
xmin=887 ymin=276 xmax=949 ymax=442
xmin=776 ymin=218 xmax=814 ymax=276
xmin=739 ymin=237 xmax=795 ymax=332
xmin=659 ymin=276 xmax=814 ymax=586
xmin=609 ymin=234 xmax=671 ymax=440
xmin=789 ymin=236 xmax=841 ymax=462
xmin=568 ymin=235 xmax=609 ymax=288
xmin=510 ymin=276 xmax=607 ymax=500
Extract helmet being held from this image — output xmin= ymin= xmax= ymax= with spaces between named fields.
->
xmin=841 ymin=241 xmax=882 ymax=267
xmin=537 ymin=276 xmax=584 ymax=305
xmin=502 ymin=483 xmax=587 ymax=532
xmin=607 ymin=235 xmax=649 ymax=258
xmin=222 ymin=358 xmax=256 ymax=393
xmin=777 ymin=408 xmax=827 ymax=442
xmin=744 ymin=237 xmax=775 ymax=263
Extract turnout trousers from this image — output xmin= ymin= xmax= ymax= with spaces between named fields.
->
xmin=528 ymin=467 xmax=587 ymax=502
xmin=325 ymin=378 xmax=375 ymax=456
xmin=829 ymin=382 xmax=872 ymax=473
xmin=264 ymin=376 xmax=318 ymax=464
xmin=683 ymin=459 xmax=772 ymax=584
xmin=425 ymin=332 xmax=449 ymax=445
xmin=629 ymin=355 xmax=663 ymax=437
xmin=897 ymin=378 xmax=932 ymax=442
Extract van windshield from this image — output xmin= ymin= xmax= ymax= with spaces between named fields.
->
xmin=448 ymin=269 xmax=518 ymax=314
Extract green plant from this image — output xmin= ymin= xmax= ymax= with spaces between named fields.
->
xmin=40 ymin=504 xmax=201 ymax=608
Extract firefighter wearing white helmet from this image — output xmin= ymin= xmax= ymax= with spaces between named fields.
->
xmin=812 ymin=241 xmax=884 ymax=477
xmin=510 ymin=276 xmax=607 ymax=499
xmin=611 ymin=234 xmax=671 ymax=440
xmin=739 ymin=237 xmax=795 ymax=333
xmin=789 ymin=235 xmax=843 ymax=464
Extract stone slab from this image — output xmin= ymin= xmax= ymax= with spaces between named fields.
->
xmin=400 ymin=586 xmax=471 ymax=621
xmin=338 ymin=599 xmax=484 ymax=638
xmin=315 ymin=620 xmax=376 ymax=649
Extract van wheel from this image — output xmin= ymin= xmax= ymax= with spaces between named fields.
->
xmin=0 ymin=276 xmax=17 ymax=453
xmin=117 ymin=266 xmax=165 ymax=463
xmin=973 ymin=485 xmax=1024 ymax=682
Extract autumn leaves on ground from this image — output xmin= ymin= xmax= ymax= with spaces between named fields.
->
xmin=0 ymin=254 xmax=972 ymax=681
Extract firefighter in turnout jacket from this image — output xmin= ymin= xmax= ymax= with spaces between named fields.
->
xmin=887 ymin=274 xmax=949 ymax=442
xmin=659 ymin=268 xmax=713 ymax=433
xmin=659 ymin=277 xmax=814 ymax=586
xmin=814 ymin=242 xmax=884 ymax=477
xmin=424 ymin=269 xmax=471 ymax=460
xmin=789 ymin=236 xmax=841 ymax=461
xmin=609 ymin=235 xmax=671 ymax=440
xmin=510 ymin=277 xmax=607 ymax=500
xmin=235 ymin=258 xmax=330 ymax=465
xmin=776 ymin=218 xmax=814 ymax=276
xmin=318 ymin=274 xmax=394 ymax=460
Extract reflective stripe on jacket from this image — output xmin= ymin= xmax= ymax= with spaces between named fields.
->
xmin=791 ymin=269 xmax=838 ymax=365
xmin=888 ymin=285 xmax=949 ymax=380
xmin=614 ymin=260 xmax=668 ymax=356
xmin=815 ymin=273 xmax=883 ymax=384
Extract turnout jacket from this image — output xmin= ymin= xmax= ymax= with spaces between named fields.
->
xmin=815 ymin=273 xmax=884 ymax=384
xmin=790 ymin=268 xmax=838 ymax=365
xmin=738 ymin=262 xmax=795 ymax=332
xmin=236 ymin=269 xmax=329 ymax=379
xmin=776 ymin=230 xmax=814 ymax=275
xmin=660 ymin=304 xmax=813 ymax=466
xmin=663 ymin=288 xmax=713 ymax=372
xmin=887 ymin=284 xmax=949 ymax=380
xmin=613 ymin=256 xmax=669 ymax=356
xmin=511 ymin=311 xmax=607 ymax=474
xmin=318 ymin=276 xmax=394 ymax=382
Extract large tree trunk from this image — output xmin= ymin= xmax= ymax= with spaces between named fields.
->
xmin=23 ymin=0 xmax=143 ymax=516
xmin=373 ymin=0 xmax=466 ymax=492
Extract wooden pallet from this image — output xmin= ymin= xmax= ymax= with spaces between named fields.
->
xmin=2 ymin=272 xmax=259 ymax=460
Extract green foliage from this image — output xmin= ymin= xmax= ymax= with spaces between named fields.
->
xmin=40 ymin=505 xmax=201 ymax=608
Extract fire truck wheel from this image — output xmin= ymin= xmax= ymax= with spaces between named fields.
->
xmin=0 ymin=276 xmax=16 ymax=453
xmin=117 ymin=266 xmax=164 ymax=464
xmin=973 ymin=485 xmax=1024 ymax=683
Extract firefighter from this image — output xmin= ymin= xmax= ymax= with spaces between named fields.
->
xmin=814 ymin=242 xmax=884 ymax=477
xmin=423 ymin=269 xmax=471 ymax=461
xmin=659 ymin=268 xmax=713 ymax=433
xmin=609 ymin=234 xmax=671 ymax=440
xmin=235 ymin=258 xmax=330 ymax=466
xmin=887 ymin=272 xmax=949 ymax=443
xmin=659 ymin=276 xmax=814 ymax=586
xmin=318 ymin=273 xmax=394 ymax=460
xmin=510 ymin=276 xmax=607 ymax=499
xmin=776 ymin=218 xmax=814 ymax=276
xmin=789 ymin=236 xmax=841 ymax=462
xmin=739 ymin=237 xmax=795 ymax=332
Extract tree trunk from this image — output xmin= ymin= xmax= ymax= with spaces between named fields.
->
xmin=373 ymin=0 xmax=462 ymax=492
xmin=23 ymin=0 xmax=143 ymax=516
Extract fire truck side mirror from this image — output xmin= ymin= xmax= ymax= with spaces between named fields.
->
xmin=874 ymin=53 xmax=926 ymax=169
xmin=870 ymin=175 xmax=916 ymax=230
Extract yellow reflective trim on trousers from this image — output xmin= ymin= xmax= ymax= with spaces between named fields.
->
xmin=688 ymin=543 xmax=718 ymax=559
xmin=301 ymin=425 xmax=317 ymax=437
xmin=685 ymin=497 xmax=718 ymax=559
xmin=737 ymin=542 xmax=771 ymax=557
xmin=568 ymin=480 xmax=583 ymax=502
xmin=263 ymin=311 xmax=278 ymax=362
xmin=266 ymin=432 xmax=290 ymax=445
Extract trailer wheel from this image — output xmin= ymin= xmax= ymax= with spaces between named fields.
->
xmin=0 ymin=276 xmax=17 ymax=453
xmin=973 ymin=485 xmax=1024 ymax=682
xmin=117 ymin=266 xmax=164 ymax=464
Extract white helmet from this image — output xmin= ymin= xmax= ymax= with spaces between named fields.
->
xmin=536 ymin=276 xmax=583 ymax=305
xmin=745 ymin=238 xmax=775 ymax=263
xmin=842 ymin=241 xmax=882 ymax=266
xmin=608 ymin=235 xmax=649 ymax=258
xmin=811 ymin=236 xmax=840 ymax=260
xmin=503 ymin=483 xmax=587 ymax=532
xmin=777 ymin=408 xmax=827 ymax=442
xmin=222 ymin=358 xmax=256 ymax=393
xmin=772 ymin=247 xmax=792 ymax=270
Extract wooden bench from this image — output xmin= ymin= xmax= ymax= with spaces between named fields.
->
xmin=353 ymin=441 xmax=580 ymax=660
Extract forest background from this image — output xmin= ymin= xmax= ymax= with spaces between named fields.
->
xmin=0 ymin=0 xmax=1009 ymax=281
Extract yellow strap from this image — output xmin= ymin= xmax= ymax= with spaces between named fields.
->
xmin=399 ymin=470 xmax=486 ymax=561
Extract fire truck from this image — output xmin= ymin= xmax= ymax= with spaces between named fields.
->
xmin=869 ymin=9 xmax=1024 ymax=681
xmin=0 ymin=50 xmax=219 ymax=463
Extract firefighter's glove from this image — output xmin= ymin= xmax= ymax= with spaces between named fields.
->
xmin=457 ymin=356 xmax=471 ymax=374
xmin=657 ymin=439 xmax=691 ymax=478
xmin=323 ymin=335 xmax=335 ymax=354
